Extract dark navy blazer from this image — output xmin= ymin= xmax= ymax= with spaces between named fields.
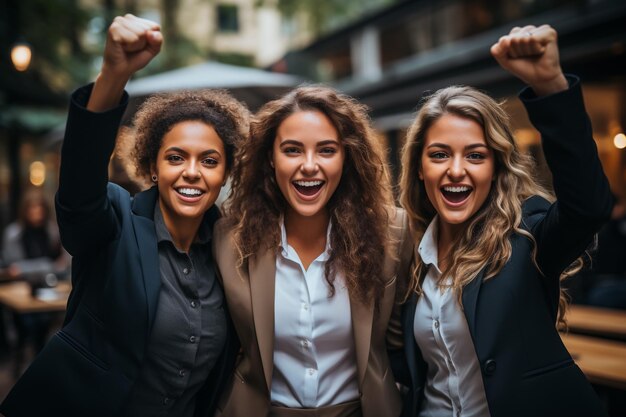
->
xmin=394 ymin=78 xmax=613 ymax=417
xmin=0 ymin=84 xmax=238 ymax=417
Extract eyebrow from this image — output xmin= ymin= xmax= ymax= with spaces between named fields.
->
xmin=165 ymin=147 xmax=222 ymax=156
xmin=425 ymin=142 xmax=489 ymax=151
xmin=279 ymin=139 xmax=340 ymax=146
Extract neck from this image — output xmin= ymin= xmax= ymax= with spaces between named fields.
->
xmin=284 ymin=208 xmax=329 ymax=270
xmin=159 ymin=201 xmax=203 ymax=253
xmin=436 ymin=220 xmax=463 ymax=271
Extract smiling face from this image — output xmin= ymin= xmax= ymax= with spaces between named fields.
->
xmin=153 ymin=120 xmax=227 ymax=229
xmin=272 ymin=110 xmax=345 ymax=220
xmin=419 ymin=113 xmax=495 ymax=236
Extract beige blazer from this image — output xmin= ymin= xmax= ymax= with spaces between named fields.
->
xmin=212 ymin=208 xmax=412 ymax=417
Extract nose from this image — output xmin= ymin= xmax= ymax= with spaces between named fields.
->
xmin=447 ymin=156 xmax=466 ymax=180
xmin=300 ymin=152 xmax=319 ymax=175
xmin=183 ymin=160 xmax=201 ymax=180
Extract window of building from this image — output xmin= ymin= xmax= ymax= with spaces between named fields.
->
xmin=217 ymin=4 xmax=239 ymax=33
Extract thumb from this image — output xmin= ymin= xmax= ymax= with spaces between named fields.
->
xmin=146 ymin=30 xmax=163 ymax=56
xmin=490 ymin=36 xmax=510 ymax=64
xmin=490 ymin=43 xmax=508 ymax=70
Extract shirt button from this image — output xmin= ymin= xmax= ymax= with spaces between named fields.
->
xmin=179 ymin=369 xmax=186 ymax=377
xmin=163 ymin=397 xmax=171 ymax=405
xmin=183 ymin=267 xmax=190 ymax=275
xmin=190 ymin=300 xmax=197 ymax=308
xmin=189 ymin=335 xmax=196 ymax=343
xmin=302 ymin=303 xmax=309 ymax=311
xmin=308 ymin=368 xmax=315 ymax=375
xmin=434 ymin=320 xmax=440 ymax=329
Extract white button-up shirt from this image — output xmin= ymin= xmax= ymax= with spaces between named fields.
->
xmin=271 ymin=221 xmax=359 ymax=408
xmin=413 ymin=218 xmax=490 ymax=417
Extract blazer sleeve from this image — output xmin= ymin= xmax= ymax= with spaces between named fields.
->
xmin=55 ymin=84 xmax=129 ymax=256
xmin=520 ymin=75 xmax=613 ymax=278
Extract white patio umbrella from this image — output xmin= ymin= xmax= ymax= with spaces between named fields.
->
xmin=45 ymin=60 xmax=303 ymax=147
xmin=126 ymin=60 xmax=302 ymax=111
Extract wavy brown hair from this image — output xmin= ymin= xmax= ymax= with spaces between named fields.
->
xmin=130 ymin=89 xmax=250 ymax=184
xmin=225 ymin=85 xmax=394 ymax=304
xmin=399 ymin=85 xmax=583 ymax=326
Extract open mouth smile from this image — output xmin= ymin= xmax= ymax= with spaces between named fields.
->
xmin=175 ymin=187 xmax=205 ymax=201
xmin=441 ymin=185 xmax=472 ymax=205
xmin=292 ymin=180 xmax=325 ymax=198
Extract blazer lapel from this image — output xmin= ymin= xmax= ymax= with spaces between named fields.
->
xmin=131 ymin=188 xmax=161 ymax=328
xmin=249 ymin=248 xmax=277 ymax=393
xmin=462 ymin=268 xmax=485 ymax=338
xmin=403 ymin=293 xmax=419 ymax=386
xmin=132 ymin=216 xmax=161 ymax=329
xmin=350 ymin=292 xmax=374 ymax=387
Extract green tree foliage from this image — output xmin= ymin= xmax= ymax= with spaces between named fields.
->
xmin=0 ymin=0 xmax=92 ymax=94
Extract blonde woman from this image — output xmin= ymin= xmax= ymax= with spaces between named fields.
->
xmin=213 ymin=86 xmax=413 ymax=417
xmin=396 ymin=25 xmax=612 ymax=417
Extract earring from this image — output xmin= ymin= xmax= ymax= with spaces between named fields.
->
xmin=151 ymin=175 xmax=157 ymax=183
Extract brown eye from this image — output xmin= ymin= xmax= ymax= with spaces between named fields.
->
xmin=166 ymin=155 xmax=183 ymax=162
xmin=202 ymin=157 xmax=219 ymax=166
xmin=430 ymin=151 xmax=448 ymax=159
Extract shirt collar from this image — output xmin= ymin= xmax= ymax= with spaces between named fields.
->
xmin=279 ymin=217 xmax=332 ymax=262
xmin=153 ymin=201 xmax=212 ymax=246
xmin=418 ymin=216 xmax=439 ymax=269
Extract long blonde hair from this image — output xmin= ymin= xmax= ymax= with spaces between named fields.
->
xmin=399 ymin=85 xmax=581 ymax=325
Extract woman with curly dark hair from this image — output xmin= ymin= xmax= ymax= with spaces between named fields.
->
xmin=1 ymin=15 xmax=247 ymax=417
xmin=212 ymin=85 xmax=413 ymax=417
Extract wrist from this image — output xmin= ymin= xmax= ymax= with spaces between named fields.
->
xmin=87 ymin=71 xmax=128 ymax=112
xmin=98 ymin=66 xmax=131 ymax=90
xmin=529 ymin=72 xmax=568 ymax=97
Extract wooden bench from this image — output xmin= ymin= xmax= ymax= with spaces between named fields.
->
xmin=561 ymin=332 xmax=626 ymax=390
xmin=565 ymin=305 xmax=626 ymax=340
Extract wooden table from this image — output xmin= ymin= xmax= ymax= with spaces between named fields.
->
xmin=0 ymin=281 xmax=71 ymax=377
xmin=0 ymin=281 xmax=70 ymax=314
xmin=561 ymin=332 xmax=626 ymax=390
xmin=566 ymin=305 xmax=626 ymax=340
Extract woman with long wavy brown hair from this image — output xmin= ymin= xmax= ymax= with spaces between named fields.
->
xmin=395 ymin=24 xmax=611 ymax=417
xmin=212 ymin=86 xmax=413 ymax=417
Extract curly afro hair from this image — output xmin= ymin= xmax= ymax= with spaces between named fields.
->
xmin=130 ymin=89 xmax=249 ymax=182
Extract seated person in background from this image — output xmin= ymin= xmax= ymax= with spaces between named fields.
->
xmin=1 ymin=190 xmax=70 ymax=281
xmin=0 ymin=190 xmax=71 ymax=356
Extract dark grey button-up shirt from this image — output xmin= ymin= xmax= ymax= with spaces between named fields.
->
xmin=123 ymin=203 xmax=227 ymax=417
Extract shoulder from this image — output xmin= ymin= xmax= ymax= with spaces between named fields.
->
xmin=386 ymin=206 xmax=413 ymax=259
xmin=212 ymin=218 xmax=238 ymax=261
xmin=521 ymin=195 xmax=551 ymax=230
xmin=387 ymin=206 xmax=408 ymax=234
xmin=3 ymin=222 xmax=22 ymax=237
xmin=213 ymin=217 xmax=235 ymax=243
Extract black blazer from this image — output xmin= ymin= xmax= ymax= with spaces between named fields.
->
xmin=396 ymin=77 xmax=613 ymax=417
xmin=0 ymin=84 xmax=238 ymax=417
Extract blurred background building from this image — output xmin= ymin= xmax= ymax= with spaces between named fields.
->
xmin=271 ymin=0 xmax=626 ymax=202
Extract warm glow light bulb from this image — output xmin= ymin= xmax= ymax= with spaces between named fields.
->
xmin=614 ymin=133 xmax=626 ymax=150
xmin=11 ymin=43 xmax=32 ymax=71
xmin=29 ymin=161 xmax=46 ymax=186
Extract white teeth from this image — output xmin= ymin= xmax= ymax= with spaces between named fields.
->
xmin=177 ymin=188 xmax=203 ymax=196
xmin=443 ymin=186 xmax=471 ymax=193
xmin=294 ymin=180 xmax=323 ymax=187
